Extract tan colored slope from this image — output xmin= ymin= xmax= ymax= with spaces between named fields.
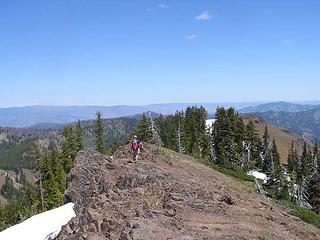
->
xmin=58 ymin=144 xmax=320 ymax=240
xmin=243 ymin=115 xmax=307 ymax=164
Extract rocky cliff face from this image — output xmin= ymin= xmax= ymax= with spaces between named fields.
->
xmin=57 ymin=144 xmax=320 ymax=240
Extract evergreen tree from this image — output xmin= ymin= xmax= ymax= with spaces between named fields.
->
xmin=266 ymin=139 xmax=286 ymax=199
xmin=176 ymin=119 xmax=185 ymax=154
xmin=75 ymin=120 xmax=84 ymax=151
xmin=301 ymin=142 xmax=312 ymax=176
xmin=184 ymin=106 xmax=207 ymax=159
xmin=0 ymin=175 xmax=17 ymax=200
xmin=262 ymin=125 xmax=272 ymax=173
xmin=29 ymin=143 xmax=45 ymax=210
xmin=287 ymin=141 xmax=297 ymax=174
xmin=271 ymin=139 xmax=282 ymax=178
xmin=212 ymin=107 xmax=228 ymax=165
xmin=50 ymin=150 xmax=66 ymax=194
xmin=148 ymin=112 xmax=163 ymax=147
xmin=61 ymin=125 xmax=77 ymax=173
xmin=18 ymin=171 xmax=27 ymax=185
xmin=136 ymin=113 xmax=152 ymax=142
xmin=307 ymin=141 xmax=320 ymax=209
xmin=243 ymin=120 xmax=262 ymax=169
xmin=40 ymin=153 xmax=63 ymax=209
xmin=94 ymin=111 xmax=105 ymax=154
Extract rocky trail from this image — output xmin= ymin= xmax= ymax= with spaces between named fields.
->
xmin=57 ymin=144 xmax=320 ymax=240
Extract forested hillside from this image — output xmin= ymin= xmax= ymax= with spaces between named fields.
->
xmin=256 ymin=108 xmax=320 ymax=142
xmin=242 ymin=115 xmax=307 ymax=162
xmin=0 ymin=113 xmax=137 ymax=230
xmin=136 ymin=106 xmax=320 ymax=227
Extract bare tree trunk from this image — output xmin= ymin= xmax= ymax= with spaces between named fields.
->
xmin=39 ymin=177 xmax=44 ymax=211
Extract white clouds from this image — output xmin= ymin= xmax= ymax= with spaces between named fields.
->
xmin=158 ymin=3 xmax=168 ymax=9
xmin=195 ymin=11 xmax=212 ymax=21
xmin=186 ymin=34 xmax=196 ymax=40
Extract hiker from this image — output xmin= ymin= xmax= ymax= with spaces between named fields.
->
xmin=131 ymin=135 xmax=142 ymax=161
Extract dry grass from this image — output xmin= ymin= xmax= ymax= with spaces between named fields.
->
xmin=243 ymin=115 xmax=307 ymax=164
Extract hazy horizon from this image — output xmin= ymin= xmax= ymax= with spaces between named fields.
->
xmin=2 ymin=100 xmax=320 ymax=109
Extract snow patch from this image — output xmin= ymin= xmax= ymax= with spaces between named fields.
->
xmin=0 ymin=202 xmax=75 ymax=240
xmin=206 ymin=119 xmax=215 ymax=133
xmin=247 ymin=170 xmax=267 ymax=183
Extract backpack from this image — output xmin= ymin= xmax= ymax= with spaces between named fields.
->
xmin=132 ymin=139 xmax=140 ymax=150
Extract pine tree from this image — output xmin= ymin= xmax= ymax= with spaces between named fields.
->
xmin=184 ymin=106 xmax=207 ymax=159
xmin=307 ymin=141 xmax=320 ymax=209
xmin=61 ymin=125 xmax=77 ymax=173
xmin=30 ymin=143 xmax=45 ymax=210
xmin=136 ymin=113 xmax=152 ymax=142
xmin=212 ymin=107 xmax=228 ymax=165
xmin=148 ymin=112 xmax=163 ymax=147
xmin=271 ymin=139 xmax=282 ymax=178
xmin=177 ymin=120 xmax=185 ymax=154
xmin=287 ymin=141 xmax=296 ymax=174
xmin=262 ymin=125 xmax=272 ymax=173
xmin=266 ymin=139 xmax=286 ymax=199
xmin=75 ymin=120 xmax=84 ymax=151
xmin=94 ymin=111 xmax=105 ymax=154
xmin=50 ymin=150 xmax=66 ymax=194
xmin=40 ymin=153 xmax=63 ymax=209
xmin=244 ymin=120 xmax=262 ymax=169
xmin=301 ymin=142 xmax=312 ymax=176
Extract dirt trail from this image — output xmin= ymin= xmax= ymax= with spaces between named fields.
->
xmin=58 ymin=144 xmax=320 ymax=240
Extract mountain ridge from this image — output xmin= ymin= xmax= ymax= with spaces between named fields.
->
xmin=57 ymin=144 xmax=320 ymax=239
xmin=255 ymin=107 xmax=320 ymax=142
xmin=239 ymin=101 xmax=320 ymax=113
xmin=0 ymin=102 xmax=260 ymax=128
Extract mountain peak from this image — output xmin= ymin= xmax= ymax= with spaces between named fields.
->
xmin=57 ymin=144 xmax=320 ymax=239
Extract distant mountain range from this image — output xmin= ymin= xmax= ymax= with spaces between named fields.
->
xmin=0 ymin=103 xmax=257 ymax=128
xmin=237 ymin=102 xmax=320 ymax=142
xmin=255 ymin=107 xmax=320 ymax=142
xmin=239 ymin=101 xmax=320 ymax=113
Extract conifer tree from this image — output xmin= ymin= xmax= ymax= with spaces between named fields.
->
xmin=271 ymin=139 xmax=282 ymax=178
xmin=177 ymin=120 xmax=185 ymax=154
xmin=262 ymin=125 xmax=272 ymax=173
xmin=184 ymin=106 xmax=207 ymax=159
xmin=61 ymin=125 xmax=77 ymax=173
xmin=136 ymin=113 xmax=152 ymax=142
xmin=30 ymin=143 xmax=45 ymax=210
xmin=307 ymin=141 xmax=320 ymax=208
xmin=287 ymin=141 xmax=297 ymax=174
xmin=212 ymin=107 xmax=228 ymax=165
xmin=94 ymin=111 xmax=105 ymax=154
xmin=244 ymin=120 xmax=262 ymax=169
xmin=40 ymin=153 xmax=62 ymax=209
xmin=265 ymin=139 xmax=286 ymax=198
xmin=50 ymin=150 xmax=66 ymax=194
xmin=148 ymin=112 xmax=163 ymax=147
xmin=75 ymin=120 xmax=84 ymax=151
xmin=301 ymin=142 xmax=312 ymax=176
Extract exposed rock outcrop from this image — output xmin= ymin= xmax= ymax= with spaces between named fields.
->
xmin=58 ymin=144 xmax=320 ymax=240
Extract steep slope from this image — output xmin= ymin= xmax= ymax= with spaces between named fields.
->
xmin=239 ymin=101 xmax=319 ymax=113
xmin=58 ymin=144 xmax=320 ymax=240
xmin=242 ymin=115 xmax=307 ymax=163
xmin=255 ymin=108 xmax=320 ymax=142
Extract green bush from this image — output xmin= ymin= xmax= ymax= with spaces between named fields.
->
xmin=202 ymin=161 xmax=254 ymax=182
xmin=278 ymin=199 xmax=320 ymax=229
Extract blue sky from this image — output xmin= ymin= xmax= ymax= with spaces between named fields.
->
xmin=0 ymin=0 xmax=319 ymax=107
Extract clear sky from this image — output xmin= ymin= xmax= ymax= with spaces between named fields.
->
xmin=0 ymin=0 xmax=319 ymax=107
